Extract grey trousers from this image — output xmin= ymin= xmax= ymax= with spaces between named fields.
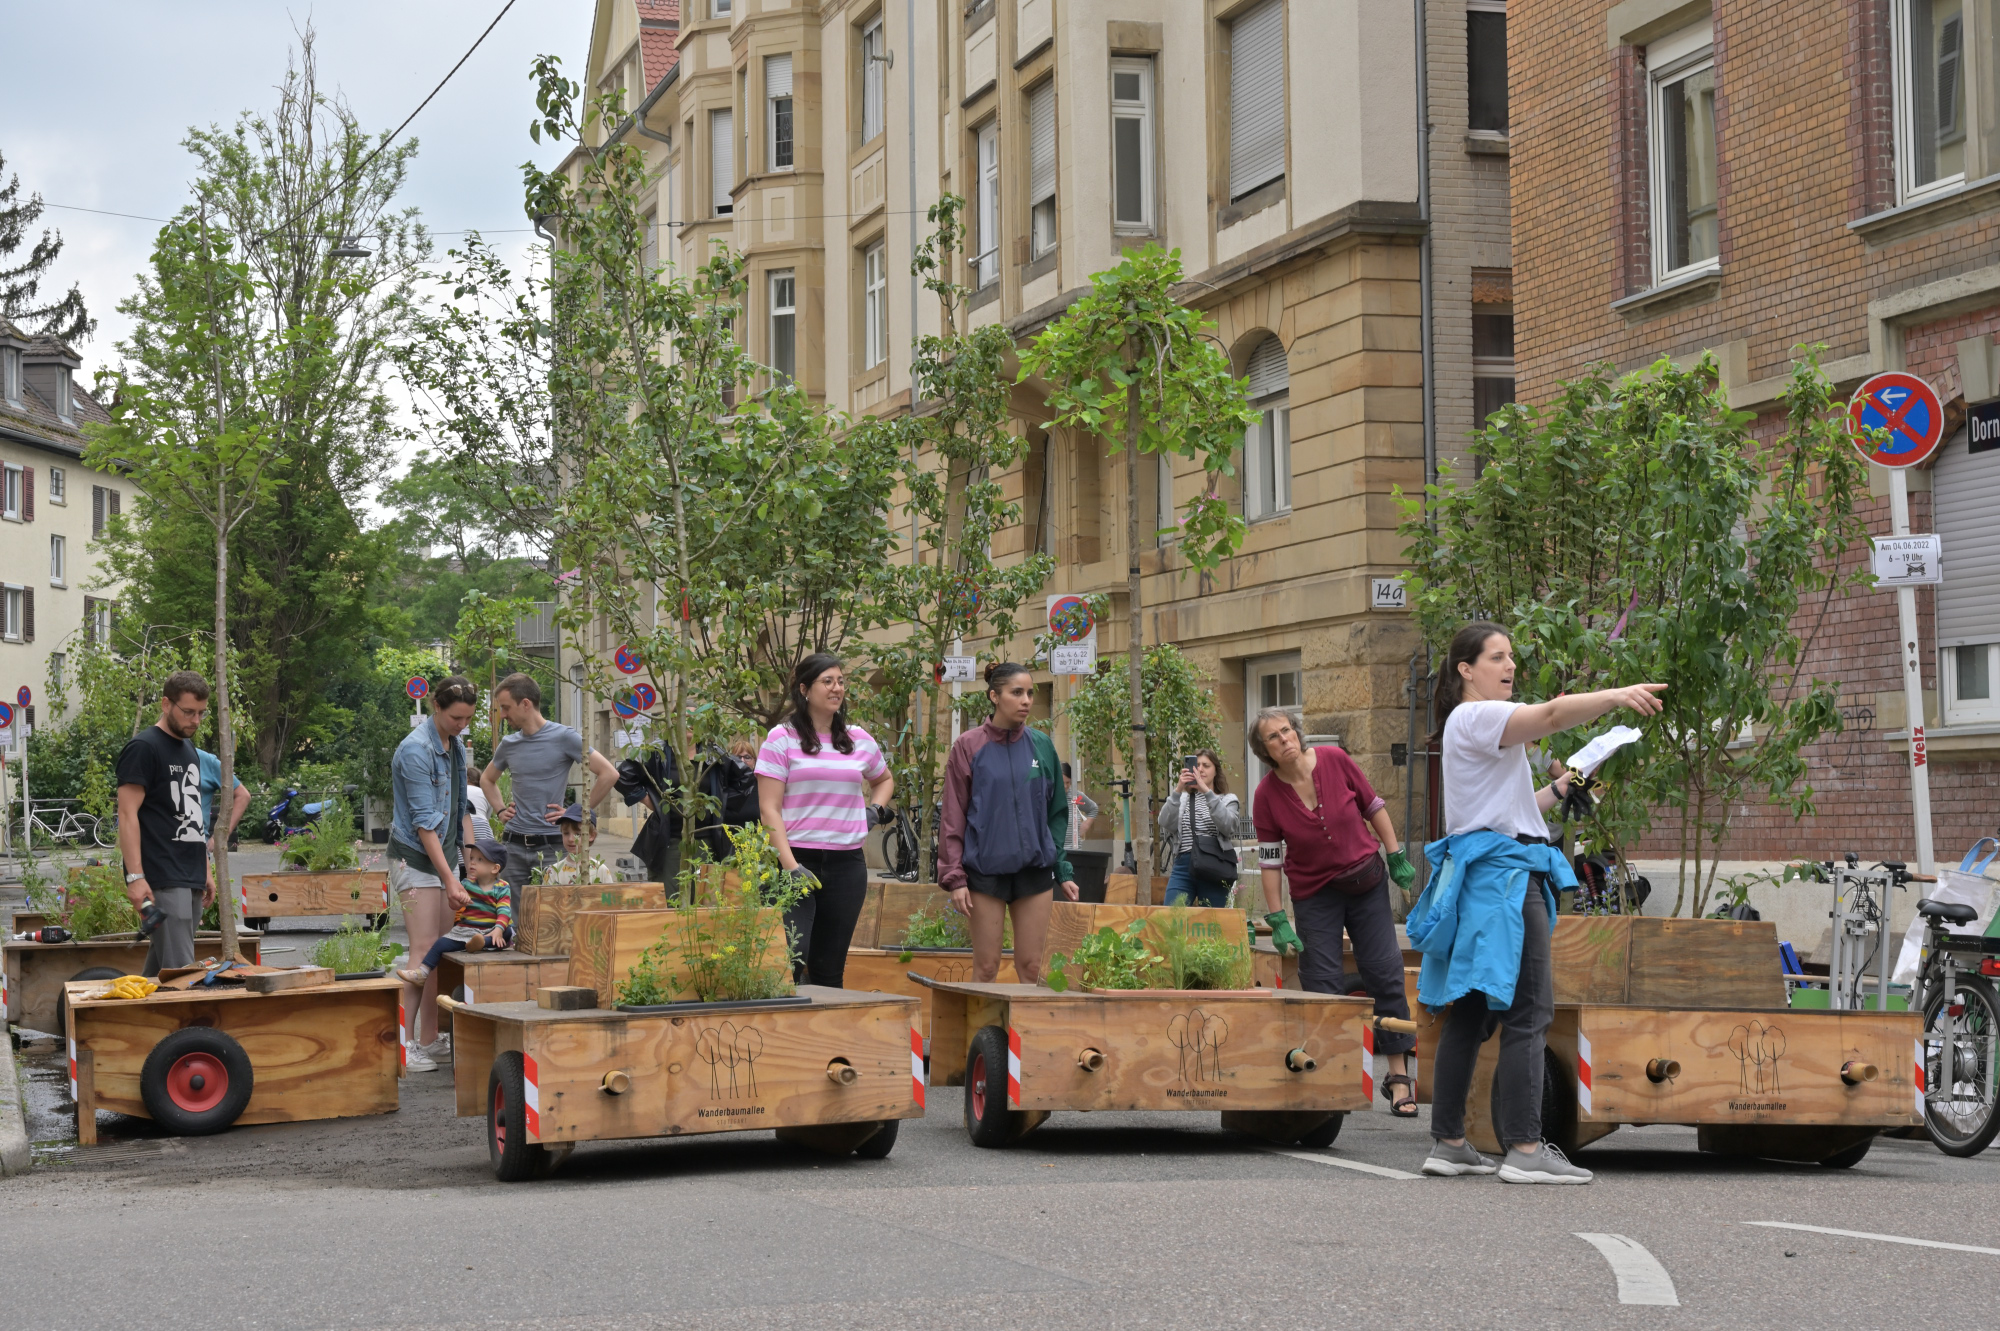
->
xmin=1428 ymin=877 xmax=1554 ymax=1150
xmin=1291 ymin=858 xmax=1415 ymax=1056
xmin=500 ymin=841 xmax=565 ymax=922
xmin=140 ymin=885 xmax=203 ymax=977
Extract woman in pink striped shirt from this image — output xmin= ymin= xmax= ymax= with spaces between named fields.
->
xmin=756 ymin=654 xmax=895 ymax=987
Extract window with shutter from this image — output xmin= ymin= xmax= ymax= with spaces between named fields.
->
xmin=861 ymin=19 xmax=885 ymax=142
xmin=1228 ymin=0 xmax=1286 ymax=202
xmin=1241 ymin=334 xmax=1292 ymax=520
xmin=1935 ymin=424 xmax=2000 ymax=723
xmin=22 ymin=465 xmax=30 ymax=522
xmin=21 ymin=586 xmax=30 ymax=643
xmin=1 ymin=465 xmax=18 ymax=520
xmin=1027 ymin=81 xmax=1057 ymax=258
xmin=93 ymin=485 xmax=105 ymax=537
xmin=711 ymin=108 xmax=735 ymax=215
xmin=766 ymin=54 xmax=794 ymax=170
xmin=110 ymin=489 xmax=120 ymax=518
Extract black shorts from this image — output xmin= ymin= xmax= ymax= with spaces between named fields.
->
xmin=965 ymin=866 xmax=1057 ymax=903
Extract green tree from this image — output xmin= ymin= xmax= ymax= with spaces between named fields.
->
xmin=1399 ymin=351 xmax=1871 ymax=915
xmin=1020 ymin=244 xmax=1255 ymax=898
xmin=1064 ymin=644 xmax=1225 ymax=870
xmin=0 ymin=146 xmax=93 ymax=343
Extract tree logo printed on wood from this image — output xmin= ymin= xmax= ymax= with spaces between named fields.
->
xmin=1728 ymin=1021 xmax=1786 ymax=1096
xmin=1167 ymin=1008 xmax=1229 ymax=1083
xmin=696 ymin=1022 xmax=764 ymax=1099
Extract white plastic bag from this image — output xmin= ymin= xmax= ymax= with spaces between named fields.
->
xmin=1892 ymin=837 xmax=1999 ymax=984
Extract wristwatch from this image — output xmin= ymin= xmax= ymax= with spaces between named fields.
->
xmin=125 ymin=872 xmax=145 ymax=885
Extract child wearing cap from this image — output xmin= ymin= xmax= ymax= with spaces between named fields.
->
xmin=395 ymin=838 xmax=514 ymax=986
xmin=540 ymin=802 xmax=613 ymax=886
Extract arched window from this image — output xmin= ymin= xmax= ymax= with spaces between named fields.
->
xmin=1241 ymin=334 xmax=1291 ymax=520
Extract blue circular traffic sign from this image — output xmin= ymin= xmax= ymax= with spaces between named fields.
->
xmin=1848 ymin=372 xmax=1945 ymax=468
xmin=405 ymin=676 xmax=429 ymax=701
xmin=14 ymin=686 xmax=28 ymax=707
xmin=611 ymin=691 xmax=641 ymax=718
xmin=0 ymin=702 xmax=13 ymax=728
xmin=614 ymin=644 xmax=643 ymax=675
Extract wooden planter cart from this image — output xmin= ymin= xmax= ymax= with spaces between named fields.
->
xmin=238 ymin=870 xmax=390 ymax=932
xmin=4 ymin=930 xmax=262 ymax=1037
xmin=434 ymin=883 xmax=671 ymax=1027
xmin=445 ymin=902 xmax=919 ymax=1180
xmin=919 ymin=976 xmax=1379 ymax=1148
xmin=66 ymin=971 xmax=402 ymax=1143
xmin=1408 ymin=916 xmax=1924 ymax=1166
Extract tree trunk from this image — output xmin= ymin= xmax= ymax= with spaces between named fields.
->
xmin=214 ymin=518 xmax=239 ymax=963
xmin=1124 ymin=362 xmax=1151 ymax=904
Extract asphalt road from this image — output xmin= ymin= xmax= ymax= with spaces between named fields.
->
xmin=2 ymin=1043 xmax=1995 ymax=1331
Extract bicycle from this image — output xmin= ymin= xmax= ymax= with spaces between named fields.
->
xmin=1908 ymin=876 xmax=2000 ymax=1157
xmin=871 ymin=803 xmax=939 ymax=882
xmin=8 ymin=798 xmax=115 ymax=850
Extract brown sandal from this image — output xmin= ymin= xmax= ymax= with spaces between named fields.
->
xmin=1381 ymin=1073 xmax=1418 ymax=1117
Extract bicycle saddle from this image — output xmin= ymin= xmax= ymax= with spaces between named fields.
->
xmin=1918 ymin=898 xmax=1978 ymax=925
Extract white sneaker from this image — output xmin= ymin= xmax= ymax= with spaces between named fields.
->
xmin=416 ymin=1036 xmax=452 ymax=1065
xmin=1422 ymin=1139 xmax=1500 ymax=1176
xmin=404 ymin=1043 xmax=438 ymax=1072
xmin=1498 ymin=1142 xmax=1593 ymax=1185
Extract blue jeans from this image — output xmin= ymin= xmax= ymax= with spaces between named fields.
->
xmin=1164 ymin=852 xmax=1232 ymax=908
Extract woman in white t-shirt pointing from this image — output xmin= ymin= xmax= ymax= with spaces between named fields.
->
xmin=756 ymin=654 xmax=895 ymax=988
xmin=1409 ymin=621 xmax=1663 ymax=1186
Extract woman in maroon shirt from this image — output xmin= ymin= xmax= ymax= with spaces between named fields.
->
xmin=1250 ymin=707 xmax=1421 ymax=1116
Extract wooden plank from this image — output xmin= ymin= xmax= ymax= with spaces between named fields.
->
xmin=1103 ymin=874 xmax=1139 ymax=904
xmin=872 ymin=882 xmax=944 ymax=947
xmin=847 ymin=880 xmax=886 ymax=949
xmin=515 ymin=883 xmax=671 ymax=957
xmin=243 ymin=967 xmax=334 ymax=994
xmin=929 ymin=987 xmax=971 ymax=1087
xmin=488 ymin=991 xmax=921 ymax=1142
xmin=437 ymin=951 xmax=570 ymax=1006
xmin=1549 ymin=916 xmax=1631 ymax=1004
xmin=842 ymin=948 xmax=1018 ymax=1039
xmin=449 ymin=1006 xmax=502 ymax=1117
xmin=238 ymin=871 xmax=391 ymax=920
xmin=5 ymin=933 xmax=261 ymax=1035
xmin=1625 ymin=918 xmax=1786 ymax=1009
xmin=565 ymin=907 xmax=785 ymax=1007
xmin=1006 ymin=991 xmax=1373 ymax=1114
xmin=71 ymin=980 xmax=402 ymax=1127
xmin=537 ymin=986 xmax=598 ymax=1010
xmin=75 ymin=1048 xmax=96 ymax=1147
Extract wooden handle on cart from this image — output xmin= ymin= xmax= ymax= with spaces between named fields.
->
xmin=1647 ymin=1058 xmax=1681 ymax=1083
xmin=601 ymin=1069 xmax=631 ymax=1095
xmin=1841 ymin=1060 xmax=1879 ymax=1085
xmin=827 ymin=1058 xmax=859 ymax=1085
xmin=1370 ymin=1017 xmax=1419 ymax=1035
xmin=1286 ymin=1047 xmax=1318 ymax=1072
xmin=1076 ymin=1047 xmax=1105 ymax=1072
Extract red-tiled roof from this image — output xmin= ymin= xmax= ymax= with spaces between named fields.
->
xmin=640 ymin=29 xmax=681 ymax=92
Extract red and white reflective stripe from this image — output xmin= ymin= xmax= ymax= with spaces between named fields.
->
xmin=237 ymin=880 xmax=249 ymax=918
xmin=1006 ymin=1027 xmax=1022 ymax=1108
xmin=398 ymin=1001 xmax=408 ymax=1067
xmin=463 ymin=981 xmax=475 ymax=1005
xmin=2 ymin=961 xmax=9 ymax=1016
xmin=1914 ymin=1038 xmax=1926 ymax=1117
xmin=1577 ymin=1028 xmax=1594 ymax=1116
xmin=523 ymin=1053 xmax=542 ymax=1141
xmin=910 ymin=1025 xmax=926 ymax=1109
xmin=381 ymin=880 xmax=391 ymax=909
xmin=1361 ymin=1022 xmax=1376 ymax=1104
xmin=68 ymin=1036 xmax=77 ymax=1100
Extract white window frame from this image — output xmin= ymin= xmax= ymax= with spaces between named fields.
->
xmin=0 ymin=586 xmax=20 ymax=642
xmin=1027 ymin=80 xmax=1058 ymax=259
xmin=1243 ymin=400 xmax=1292 ymax=521
xmin=863 ymin=242 xmax=888 ymax=369
xmin=861 ymin=19 xmax=886 ymax=144
xmin=766 ymin=54 xmax=794 ymax=171
xmin=1 ymin=348 xmax=18 ymax=405
xmin=56 ymin=367 xmax=72 ymax=421
xmin=49 ymin=534 xmax=65 ymax=586
xmin=1110 ymin=57 xmax=1156 ymax=233
xmin=710 ymin=108 xmax=735 ymax=216
xmin=91 ymin=599 xmax=111 ymax=646
xmin=47 ymin=466 xmax=64 ymax=504
xmin=1943 ymin=642 xmax=2000 ymax=725
xmin=1893 ymin=0 xmax=1971 ymax=202
xmin=769 ymin=269 xmax=797 ymax=382
xmin=974 ymin=120 xmax=1000 ymax=287
xmin=1 ymin=464 xmax=20 ymax=521
xmin=712 ymin=0 xmax=731 ymax=16
xmin=1244 ymin=652 xmax=1303 ymax=816
xmin=1647 ymin=24 xmax=1720 ymax=286
xmin=49 ymin=650 xmax=64 ymax=696
xmin=1155 ymin=451 xmax=1175 ymax=546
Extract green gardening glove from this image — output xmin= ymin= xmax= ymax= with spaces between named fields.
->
xmin=1265 ymin=910 xmax=1303 ymax=958
xmin=1386 ymin=849 xmax=1417 ymax=893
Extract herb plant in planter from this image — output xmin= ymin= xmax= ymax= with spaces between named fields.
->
xmin=616 ymin=824 xmax=814 ymax=1008
xmin=1045 ymin=909 xmax=1255 ymax=993
xmin=898 ymin=898 xmax=972 ymax=950
xmin=279 ymin=800 xmax=361 ymax=872
xmin=309 ymin=919 xmax=401 ymax=976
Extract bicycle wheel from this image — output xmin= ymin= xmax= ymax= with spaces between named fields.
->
xmin=92 ymin=811 xmax=117 ymax=849
xmin=1922 ymin=971 xmax=2000 ymax=1158
xmin=65 ymin=814 xmax=100 ymax=847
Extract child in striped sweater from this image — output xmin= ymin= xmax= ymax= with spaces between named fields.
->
xmin=396 ymin=837 xmax=514 ymax=985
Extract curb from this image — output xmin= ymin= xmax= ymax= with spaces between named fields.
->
xmin=0 ymin=1038 xmax=31 ymax=1176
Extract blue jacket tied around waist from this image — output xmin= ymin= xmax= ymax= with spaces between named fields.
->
xmin=1406 ymin=831 xmax=1574 ymax=1011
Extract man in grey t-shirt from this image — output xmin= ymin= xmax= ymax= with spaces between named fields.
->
xmin=480 ymin=673 xmax=618 ymax=896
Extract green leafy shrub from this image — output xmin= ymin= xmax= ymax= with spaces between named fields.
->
xmin=310 ymin=919 xmax=400 ymax=973
xmin=621 ymin=824 xmax=813 ymax=1005
xmin=26 ymin=864 xmax=142 ymax=940
xmin=1045 ymin=909 xmax=1254 ymax=992
xmin=1045 ymin=923 xmax=1156 ymax=992
xmin=1152 ymin=906 xmax=1254 ymax=990
xmin=279 ymin=799 xmax=361 ymax=872
xmin=899 ymin=897 xmax=971 ymax=949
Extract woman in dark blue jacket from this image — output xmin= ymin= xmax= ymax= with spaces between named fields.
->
xmin=938 ymin=663 xmax=1079 ymax=983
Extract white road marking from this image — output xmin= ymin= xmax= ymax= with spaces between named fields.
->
xmin=1262 ymin=1147 xmax=1424 ymax=1180
xmin=1744 ymin=1222 xmax=2000 ymax=1256
xmin=1573 ymin=1233 xmax=1681 ymax=1307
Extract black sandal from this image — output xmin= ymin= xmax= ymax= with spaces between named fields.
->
xmin=1381 ymin=1073 xmax=1418 ymax=1118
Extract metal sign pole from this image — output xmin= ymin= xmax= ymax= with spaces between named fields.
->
xmin=1888 ymin=467 xmax=1936 ymax=875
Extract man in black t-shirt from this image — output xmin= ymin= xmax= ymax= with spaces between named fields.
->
xmin=116 ymin=671 xmax=218 ymax=976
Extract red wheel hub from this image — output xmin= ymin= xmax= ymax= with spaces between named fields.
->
xmin=971 ymin=1051 xmax=987 ymax=1120
xmin=166 ymin=1052 xmax=229 ymax=1114
xmin=492 ymin=1083 xmax=507 ymax=1152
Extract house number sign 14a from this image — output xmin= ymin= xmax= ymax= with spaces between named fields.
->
xmin=1370 ymin=577 xmax=1407 ymax=610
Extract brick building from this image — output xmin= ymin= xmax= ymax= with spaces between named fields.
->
xmin=1510 ymin=0 xmax=2000 ymax=865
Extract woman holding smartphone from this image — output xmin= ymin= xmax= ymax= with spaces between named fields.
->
xmin=1410 ymin=621 xmax=1663 ymax=1185
xmin=938 ymin=663 xmax=1079 ymax=984
xmin=1156 ymin=750 xmax=1240 ymax=907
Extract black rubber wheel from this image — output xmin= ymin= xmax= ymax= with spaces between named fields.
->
xmin=1538 ymin=1044 xmax=1579 ymax=1156
xmin=1922 ymin=972 xmax=2000 ymax=1158
xmin=139 ymin=1026 xmax=254 ymax=1134
xmin=965 ymin=1025 xmax=1020 ymax=1148
xmin=1297 ymin=1113 xmax=1345 ymax=1148
xmin=488 ymin=1050 xmax=549 ymax=1182
xmin=55 ymin=967 xmax=126 ymax=1037
xmin=853 ymin=1118 xmax=900 ymax=1159
xmin=244 ymin=917 xmax=270 ymax=934
xmin=1819 ymin=1136 xmax=1874 ymax=1169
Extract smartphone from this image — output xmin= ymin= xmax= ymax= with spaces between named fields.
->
xmin=1181 ymin=755 xmax=1197 ymax=772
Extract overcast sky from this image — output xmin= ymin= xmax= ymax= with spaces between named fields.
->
xmin=1 ymin=0 xmax=594 ymax=497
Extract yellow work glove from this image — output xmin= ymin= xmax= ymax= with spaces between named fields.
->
xmin=105 ymin=975 xmax=160 ymax=1000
